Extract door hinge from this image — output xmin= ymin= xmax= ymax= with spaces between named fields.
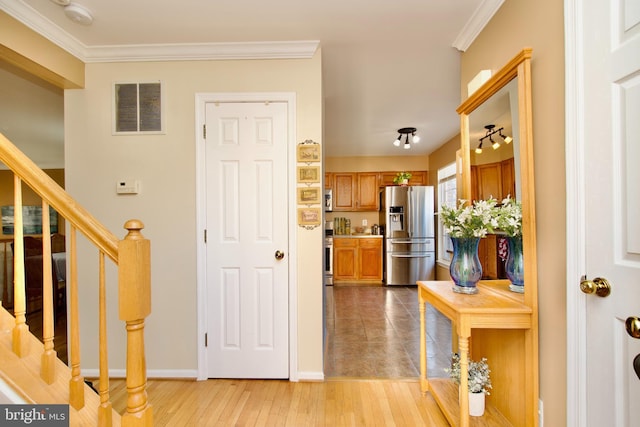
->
xmin=203 ymin=124 xmax=206 ymax=139
xmin=204 ymin=229 xmax=207 ymax=243
xmin=205 ymin=333 xmax=208 ymax=347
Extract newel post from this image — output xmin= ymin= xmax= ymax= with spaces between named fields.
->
xmin=118 ymin=220 xmax=153 ymax=427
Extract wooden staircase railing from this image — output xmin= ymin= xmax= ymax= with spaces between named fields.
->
xmin=0 ymin=132 xmax=153 ymax=426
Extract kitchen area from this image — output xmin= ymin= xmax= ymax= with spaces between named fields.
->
xmin=323 ymin=163 xmax=436 ymax=287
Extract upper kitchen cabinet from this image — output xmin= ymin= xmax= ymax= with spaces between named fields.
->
xmin=332 ymin=172 xmax=379 ymax=211
xmin=379 ymin=171 xmax=428 ymax=186
xmin=325 ymin=172 xmax=333 ymax=189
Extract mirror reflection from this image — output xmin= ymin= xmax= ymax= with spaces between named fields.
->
xmin=467 ymin=78 xmax=520 ymax=280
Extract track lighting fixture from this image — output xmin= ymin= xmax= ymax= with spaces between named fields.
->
xmin=475 ymin=124 xmax=512 ymax=154
xmin=392 ymin=127 xmax=420 ymax=149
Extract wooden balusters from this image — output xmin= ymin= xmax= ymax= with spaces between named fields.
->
xmin=41 ymin=200 xmax=57 ymax=384
xmin=68 ymin=226 xmax=85 ymax=410
xmin=119 ymin=220 xmax=153 ymax=427
xmin=98 ymin=251 xmax=113 ymax=427
xmin=12 ymin=175 xmax=29 ymax=357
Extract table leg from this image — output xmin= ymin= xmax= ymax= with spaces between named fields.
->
xmin=419 ymin=289 xmax=428 ymax=393
xmin=459 ymin=334 xmax=470 ymax=427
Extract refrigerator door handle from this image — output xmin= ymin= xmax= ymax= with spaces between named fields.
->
xmin=390 ymin=253 xmax=433 ymax=258
xmin=390 ymin=239 xmax=430 ymax=244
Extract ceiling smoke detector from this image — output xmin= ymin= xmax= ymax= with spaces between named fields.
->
xmin=64 ymin=3 xmax=93 ymax=25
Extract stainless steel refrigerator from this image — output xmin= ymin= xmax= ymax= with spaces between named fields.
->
xmin=380 ymin=186 xmax=435 ymax=285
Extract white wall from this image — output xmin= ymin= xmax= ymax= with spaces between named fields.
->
xmin=64 ymin=52 xmax=324 ymax=377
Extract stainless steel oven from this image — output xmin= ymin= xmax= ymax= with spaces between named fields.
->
xmin=324 ymin=237 xmax=333 ymax=285
xmin=324 ymin=221 xmax=333 ymax=285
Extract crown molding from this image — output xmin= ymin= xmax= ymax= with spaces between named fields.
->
xmin=83 ymin=41 xmax=320 ymax=63
xmin=0 ymin=0 xmax=319 ymax=62
xmin=452 ymin=0 xmax=506 ymax=52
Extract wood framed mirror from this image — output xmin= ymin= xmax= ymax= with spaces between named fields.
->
xmin=456 ymin=48 xmax=537 ymax=307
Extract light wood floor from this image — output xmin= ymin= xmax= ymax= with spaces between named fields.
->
xmin=106 ymin=377 xmax=449 ymax=426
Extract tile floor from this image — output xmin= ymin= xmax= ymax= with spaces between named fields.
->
xmin=324 ymin=284 xmax=453 ymax=379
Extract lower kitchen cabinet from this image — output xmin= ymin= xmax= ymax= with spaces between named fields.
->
xmin=334 ymin=237 xmax=382 ymax=283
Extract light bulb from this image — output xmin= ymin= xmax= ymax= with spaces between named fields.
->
xmin=412 ymin=134 xmax=420 ymax=143
xmin=403 ymin=142 xmax=411 ymax=149
xmin=504 ymin=135 xmax=513 ymax=144
xmin=492 ymin=141 xmax=500 ymax=150
xmin=393 ymin=139 xmax=401 ymax=147
xmin=475 ymin=147 xmax=483 ymax=154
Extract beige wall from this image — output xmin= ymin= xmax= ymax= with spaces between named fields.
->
xmin=63 ymin=55 xmax=324 ymax=376
xmin=325 ymin=155 xmax=429 ymax=172
xmin=462 ymin=0 xmax=566 ymax=425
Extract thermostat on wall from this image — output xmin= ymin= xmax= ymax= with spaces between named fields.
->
xmin=116 ymin=179 xmax=140 ymax=194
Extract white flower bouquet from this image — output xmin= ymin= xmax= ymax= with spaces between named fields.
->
xmin=440 ymin=198 xmax=498 ymax=238
xmin=445 ymin=353 xmax=492 ymax=395
xmin=495 ymin=196 xmax=522 ymax=237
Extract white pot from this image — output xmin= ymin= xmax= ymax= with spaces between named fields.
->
xmin=468 ymin=391 xmax=485 ymax=417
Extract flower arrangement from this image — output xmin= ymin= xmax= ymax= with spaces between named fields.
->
xmin=440 ymin=198 xmax=498 ymax=238
xmin=495 ymin=196 xmax=522 ymax=237
xmin=393 ymin=172 xmax=412 ymax=184
xmin=445 ymin=353 xmax=492 ymax=395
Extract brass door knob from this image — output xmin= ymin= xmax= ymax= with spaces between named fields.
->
xmin=626 ymin=317 xmax=640 ymax=339
xmin=275 ymin=250 xmax=285 ymax=260
xmin=579 ymin=276 xmax=611 ymax=297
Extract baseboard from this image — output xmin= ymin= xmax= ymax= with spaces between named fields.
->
xmin=297 ymin=371 xmax=324 ymax=381
xmin=81 ymin=369 xmax=198 ymax=379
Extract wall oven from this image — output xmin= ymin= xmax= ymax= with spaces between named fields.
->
xmin=324 ymin=221 xmax=333 ymax=285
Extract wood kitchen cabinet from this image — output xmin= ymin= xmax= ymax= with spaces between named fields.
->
xmin=471 ymin=158 xmax=515 ymax=202
xmin=332 ymin=172 xmax=379 ymax=211
xmin=333 ymin=237 xmax=383 ymax=283
xmin=379 ymin=170 xmax=428 ymax=186
xmin=333 ymin=237 xmax=358 ymax=281
xmin=325 ymin=172 xmax=332 ymax=189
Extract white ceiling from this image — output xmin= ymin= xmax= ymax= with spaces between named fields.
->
xmin=0 ymin=0 xmax=504 ymax=159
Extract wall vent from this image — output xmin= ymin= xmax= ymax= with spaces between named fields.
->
xmin=113 ymin=81 xmax=164 ymax=134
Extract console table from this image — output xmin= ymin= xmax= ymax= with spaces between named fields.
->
xmin=418 ymin=280 xmax=535 ymax=427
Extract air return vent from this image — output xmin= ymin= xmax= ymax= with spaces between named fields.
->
xmin=113 ymin=81 xmax=164 ymax=134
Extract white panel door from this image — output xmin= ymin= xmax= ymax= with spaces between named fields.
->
xmin=205 ymin=101 xmax=289 ymax=378
xmin=582 ymin=0 xmax=640 ymax=424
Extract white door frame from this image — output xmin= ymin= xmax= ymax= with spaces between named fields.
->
xmin=194 ymin=92 xmax=298 ymax=381
xmin=565 ymin=0 xmax=588 ymax=424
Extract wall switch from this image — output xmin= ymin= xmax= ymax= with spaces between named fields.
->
xmin=362 ymin=219 xmax=368 ymax=226
xmin=116 ymin=179 xmax=140 ymax=194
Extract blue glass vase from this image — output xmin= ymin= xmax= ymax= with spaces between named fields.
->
xmin=506 ymin=235 xmax=525 ymax=293
xmin=449 ymin=237 xmax=482 ymax=294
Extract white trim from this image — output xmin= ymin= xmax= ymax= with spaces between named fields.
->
xmin=81 ymin=369 xmax=198 ymax=379
xmin=83 ymin=41 xmax=319 ymax=63
xmin=297 ymin=371 xmax=324 ymax=381
xmin=452 ymin=0 xmax=506 ymax=52
xmin=564 ymin=0 xmax=587 ymax=425
xmin=0 ymin=0 xmax=319 ymax=63
xmin=194 ymin=92 xmax=298 ymax=382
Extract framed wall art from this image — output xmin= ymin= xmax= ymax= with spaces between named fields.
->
xmin=297 ymin=187 xmax=322 ymax=205
xmin=297 ymin=142 xmax=321 ymax=163
xmin=297 ymin=207 xmax=321 ymax=226
xmin=297 ymin=166 xmax=320 ymax=183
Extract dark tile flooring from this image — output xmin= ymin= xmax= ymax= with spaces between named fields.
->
xmin=324 ymin=284 xmax=452 ymax=379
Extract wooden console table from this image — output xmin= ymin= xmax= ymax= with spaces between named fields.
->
xmin=418 ymin=280 xmax=534 ymax=427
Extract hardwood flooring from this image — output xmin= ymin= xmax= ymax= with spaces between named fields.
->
xmin=106 ymin=378 xmax=449 ymax=426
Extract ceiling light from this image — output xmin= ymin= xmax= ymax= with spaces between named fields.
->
xmin=64 ymin=3 xmax=93 ymax=26
xmin=476 ymin=124 xmax=512 ymax=154
xmin=393 ymin=127 xmax=419 ymax=149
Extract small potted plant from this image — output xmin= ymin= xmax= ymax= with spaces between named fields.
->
xmin=445 ymin=353 xmax=492 ymax=416
xmin=393 ymin=172 xmax=412 ymax=185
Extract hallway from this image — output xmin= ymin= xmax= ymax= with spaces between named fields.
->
xmin=324 ymin=285 xmax=452 ymax=379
